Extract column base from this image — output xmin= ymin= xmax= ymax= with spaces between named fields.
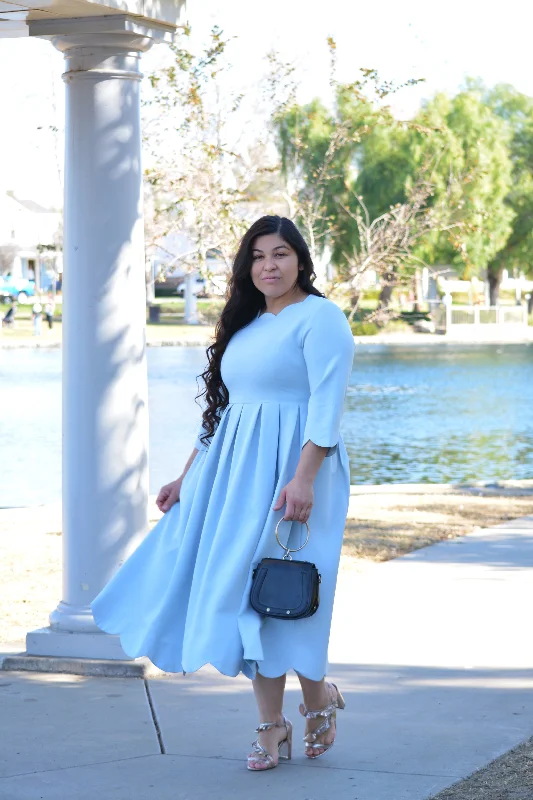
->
xmin=1 ymin=652 xmax=163 ymax=678
xmin=26 ymin=626 xmax=132 ymax=660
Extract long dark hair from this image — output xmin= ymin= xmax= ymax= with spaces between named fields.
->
xmin=195 ymin=215 xmax=325 ymax=448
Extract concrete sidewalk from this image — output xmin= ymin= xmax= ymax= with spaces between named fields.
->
xmin=1 ymin=516 xmax=533 ymax=800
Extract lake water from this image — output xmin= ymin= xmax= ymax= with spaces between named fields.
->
xmin=1 ymin=343 xmax=532 ymax=507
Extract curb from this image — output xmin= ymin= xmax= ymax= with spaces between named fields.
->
xmin=0 ymin=340 xmax=212 ymax=350
xmin=3 ymin=333 xmax=531 ymax=349
xmin=349 ymin=480 xmax=533 ymax=495
xmin=0 ymin=653 xmax=167 ymax=678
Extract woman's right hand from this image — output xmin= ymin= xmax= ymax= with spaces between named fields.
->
xmin=156 ymin=476 xmax=184 ymax=513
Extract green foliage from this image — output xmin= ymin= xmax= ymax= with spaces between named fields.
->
xmin=273 ymin=95 xmax=354 ymax=256
xmin=352 ymin=88 xmax=515 ymax=278
xmin=360 ymin=289 xmax=381 ymax=304
xmin=350 ymin=320 xmax=380 ymax=336
xmin=274 ymin=71 xmax=518 ymax=292
xmin=146 ymin=26 xmax=532 ymax=306
xmin=272 ymin=67 xmax=424 ymax=261
xmin=484 ymin=84 xmax=533 ymax=281
xmin=383 ymin=319 xmax=413 ymax=334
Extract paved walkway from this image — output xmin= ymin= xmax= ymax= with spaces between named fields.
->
xmin=1 ymin=515 xmax=533 ymax=799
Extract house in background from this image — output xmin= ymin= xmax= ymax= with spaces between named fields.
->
xmin=0 ymin=191 xmax=62 ymax=291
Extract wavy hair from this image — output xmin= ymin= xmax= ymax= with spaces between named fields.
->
xmin=195 ymin=215 xmax=325 ymax=448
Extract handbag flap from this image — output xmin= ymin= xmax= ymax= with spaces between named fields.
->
xmin=251 ymin=558 xmax=316 ymax=617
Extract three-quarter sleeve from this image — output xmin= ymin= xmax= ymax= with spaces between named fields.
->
xmin=302 ymin=300 xmax=355 ymax=457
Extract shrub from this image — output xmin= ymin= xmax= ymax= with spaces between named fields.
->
xmin=350 ymin=321 xmax=379 ymax=336
xmin=384 ymin=319 xmax=412 ymax=334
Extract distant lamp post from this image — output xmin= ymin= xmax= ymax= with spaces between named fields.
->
xmin=515 ymin=273 xmax=523 ymax=306
xmin=184 ymin=272 xmax=199 ymax=325
xmin=442 ymin=291 xmax=453 ymax=331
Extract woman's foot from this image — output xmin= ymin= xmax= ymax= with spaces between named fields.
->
xmin=303 ymin=715 xmax=336 ymax=757
xmin=247 ymin=716 xmax=292 ymax=771
xmin=300 ymin=682 xmax=345 ymax=759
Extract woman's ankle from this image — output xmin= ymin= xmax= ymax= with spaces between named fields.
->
xmin=302 ymin=685 xmax=330 ymax=712
xmin=258 ymin=713 xmax=285 ymax=726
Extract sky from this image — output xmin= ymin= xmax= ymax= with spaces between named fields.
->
xmin=0 ymin=0 xmax=532 ymax=208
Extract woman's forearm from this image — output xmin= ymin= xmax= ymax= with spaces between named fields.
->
xmin=180 ymin=447 xmax=199 ymax=479
xmin=295 ymin=440 xmax=329 ymax=483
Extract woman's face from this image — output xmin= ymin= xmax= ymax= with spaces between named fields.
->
xmin=250 ymin=233 xmax=302 ymax=299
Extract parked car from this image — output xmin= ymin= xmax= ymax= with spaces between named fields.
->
xmin=0 ymin=276 xmax=36 ymax=304
xmin=175 ymin=276 xmax=208 ymax=298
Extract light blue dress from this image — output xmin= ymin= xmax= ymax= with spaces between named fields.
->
xmin=92 ymin=294 xmax=355 ymax=680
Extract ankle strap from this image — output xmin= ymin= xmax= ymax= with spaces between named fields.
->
xmin=255 ymin=716 xmax=287 ymax=733
xmin=299 ymin=701 xmax=337 ymax=720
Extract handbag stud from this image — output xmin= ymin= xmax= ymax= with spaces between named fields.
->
xmin=266 ymin=608 xmax=270 ymax=612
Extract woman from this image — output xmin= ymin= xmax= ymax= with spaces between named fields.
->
xmin=92 ymin=215 xmax=355 ymax=771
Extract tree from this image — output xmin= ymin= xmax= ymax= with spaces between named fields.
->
xmin=334 ymin=172 xmax=456 ymax=318
xmin=143 ymin=25 xmax=266 ymax=319
xmin=484 ymin=84 xmax=533 ymax=304
xmin=273 ymin=64 xmax=490 ymax=310
xmin=273 ymin=59 xmax=425 ymax=290
xmin=274 ymin=97 xmax=353 ymax=263
xmin=350 ymin=88 xmax=515 ymax=306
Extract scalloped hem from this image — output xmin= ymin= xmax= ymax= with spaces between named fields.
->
xmin=92 ymin=610 xmax=327 ymax=682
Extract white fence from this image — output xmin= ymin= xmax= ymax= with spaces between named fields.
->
xmin=432 ymin=304 xmax=529 ymax=336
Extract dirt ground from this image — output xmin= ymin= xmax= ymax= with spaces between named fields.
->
xmin=343 ymin=482 xmax=533 ymax=562
xmin=428 ymin=735 xmax=533 ymax=800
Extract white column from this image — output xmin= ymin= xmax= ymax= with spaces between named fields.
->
xmin=421 ymin=266 xmax=429 ymax=301
xmin=12 ymin=254 xmax=23 ymax=278
xmin=26 ymin=22 xmax=168 ymax=659
xmin=184 ymin=272 xmax=199 ymax=324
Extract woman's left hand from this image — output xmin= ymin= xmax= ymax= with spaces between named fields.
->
xmin=273 ymin=476 xmax=314 ymax=523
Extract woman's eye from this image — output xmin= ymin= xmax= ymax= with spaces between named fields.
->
xmin=275 ymin=252 xmax=286 ymax=258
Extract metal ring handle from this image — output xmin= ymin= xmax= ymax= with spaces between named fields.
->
xmin=275 ymin=517 xmax=310 ymax=556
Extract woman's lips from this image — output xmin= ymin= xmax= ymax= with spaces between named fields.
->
xmin=262 ymin=277 xmax=279 ymax=282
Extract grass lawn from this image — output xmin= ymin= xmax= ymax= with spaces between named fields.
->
xmin=0 ymin=319 xmax=62 ymax=344
xmin=0 ymin=318 xmax=217 ymax=346
xmin=0 ymin=298 xmax=218 ymax=345
xmin=2 ymin=296 xmax=530 ymax=346
xmin=146 ymin=322 xmax=215 ymax=343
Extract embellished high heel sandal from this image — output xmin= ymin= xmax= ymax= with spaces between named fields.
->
xmin=299 ymin=682 xmax=345 ymax=759
xmin=247 ymin=716 xmax=293 ymax=771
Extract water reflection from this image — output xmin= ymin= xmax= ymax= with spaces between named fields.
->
xmin=344 ymin=344 xmax=533 ymax=484
xmin=0 ymin=343 xmax=531 ymax=506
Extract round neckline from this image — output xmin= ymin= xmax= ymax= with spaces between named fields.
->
xmin=258 ymin=294 xmax=313 ymax=319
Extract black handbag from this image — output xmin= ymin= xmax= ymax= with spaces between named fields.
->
xmin=250 ymin=518 xmax=321 ymax=620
